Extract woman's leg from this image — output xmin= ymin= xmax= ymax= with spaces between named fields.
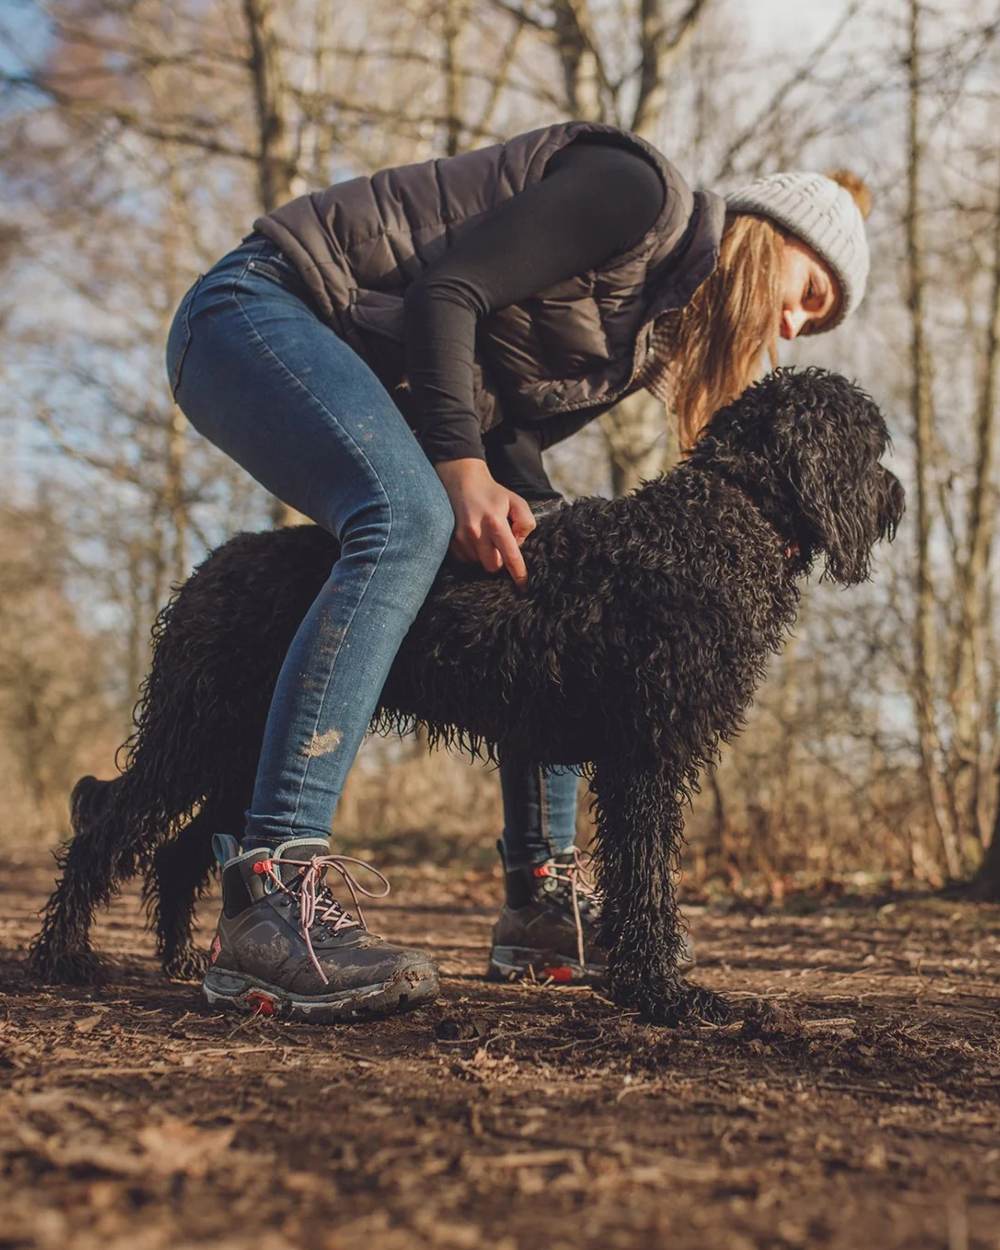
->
xmin=492 ymin=757 xmax=694 ymax=984
xmin=167 ymin=242 xmax=455 ymax=845
xmin=498 ymin=761 xmax=580 ymax=869
xmin=163 ymin=242 xmax=451 ymax=1018
xmin=489 ymin=759 xmax=605 ymax=985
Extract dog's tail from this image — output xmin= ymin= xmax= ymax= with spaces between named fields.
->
xmin=26 ymin=774 xmax=130 ymax=984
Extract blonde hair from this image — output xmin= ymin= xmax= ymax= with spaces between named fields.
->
xmin=651 ymin=212 xmax=784 ymax=450
xmin=644 ymin=167 xmax=872 ymax=449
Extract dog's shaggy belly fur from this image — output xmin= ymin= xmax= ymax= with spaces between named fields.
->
xmin=27 ymin=368 xmax=903 ymax=1026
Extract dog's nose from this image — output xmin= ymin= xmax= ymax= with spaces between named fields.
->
xmin=886 ymin=470 xmax=905 ymax=513
xmin=881 ymin=469 xmax=905 ymax=538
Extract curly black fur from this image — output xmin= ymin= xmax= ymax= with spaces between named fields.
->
xmin=28 ymin=367 xmax=903 ymax=1024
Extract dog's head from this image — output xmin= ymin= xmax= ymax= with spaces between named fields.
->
xmin=686 ymin=366 xmax=905 ymax=584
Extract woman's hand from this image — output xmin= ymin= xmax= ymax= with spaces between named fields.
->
xmin=434 ymin=458 xmax=536 ymax=588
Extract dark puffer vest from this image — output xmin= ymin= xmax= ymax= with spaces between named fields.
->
xmin=253 ymin=120 xmax=726 ymax=436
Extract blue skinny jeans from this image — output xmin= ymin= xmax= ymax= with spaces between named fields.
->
xmin=164 ymin=235 xmax=577 ymax=869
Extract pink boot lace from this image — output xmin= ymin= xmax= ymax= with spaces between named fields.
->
xmin=254 ymin=853 xmax=391 ymax=985
xmin=536 ymin=847 xmax=600 ymax=968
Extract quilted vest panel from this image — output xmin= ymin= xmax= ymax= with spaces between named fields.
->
xmin=253 ymin=120 xmax=726 ymax=434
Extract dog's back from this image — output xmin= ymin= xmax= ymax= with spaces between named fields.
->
xmin=379 ymin=465 xmax=801 ymax=767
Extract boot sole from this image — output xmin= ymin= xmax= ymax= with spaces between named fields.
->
xmin=486 ymin=943 xmax=696 ymax=987
xmin=486 ymin=945 xmax=607 ymax=986
xmin=202 ymin=961 xmax=439 ymax=1023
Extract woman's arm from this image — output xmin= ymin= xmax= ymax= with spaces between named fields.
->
xmin=403 ymin=140 xmax=665 ymax=466
xmin=404 ymin=139 xmax=664 ymax=584
xmin=483 ymin=421 xmax=564 ymax=505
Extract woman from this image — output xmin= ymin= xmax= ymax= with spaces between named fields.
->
xmin=165 ymin=120 xmax=870 ymax=1022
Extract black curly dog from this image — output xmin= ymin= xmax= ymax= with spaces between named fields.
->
xmin=28 ymin=367 xmax=903 ymax=1024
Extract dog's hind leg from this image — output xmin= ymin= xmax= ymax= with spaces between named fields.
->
xmin=146 ymin=799 xmax=240 ymax=981
xmin=588 ymin=756 xmax=734 ymax=1026
xmin=28 ymin=774 xmax=146 ymax=985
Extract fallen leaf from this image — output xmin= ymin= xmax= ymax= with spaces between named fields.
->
xmin=136 ymin=1117 xmax=236 ymax=1177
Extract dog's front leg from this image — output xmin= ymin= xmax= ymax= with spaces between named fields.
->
xmin=589 ymin=757 xmax=733 ymax=1026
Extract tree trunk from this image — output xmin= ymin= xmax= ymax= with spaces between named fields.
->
xmin=975 ymin=791 xmax=1000 ymax=899
xmin=600 ymin=390 xmax=677 ymax=497
xmin=243 ymin=0 xmax=310 ymax=530
xmin=965 ymin=169 xmax=1000 ymax=892
xmin=950 ymin=176 xmax=1000 ymax=851
xmin=904 ymin=0 xmax=961 ymax=878
xmin=441 ymin=0 xmax=466 ymax=156
xmin=551 ymin=0 xmax=605 ymax=121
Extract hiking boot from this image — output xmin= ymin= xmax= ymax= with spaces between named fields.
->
xmin=201 ymin=835 xmax=439 ymax=1022
xmin=486 ymin=843 xmax=696 ymax=985
xmin=486 ymin=844 xmax=607 ymax=985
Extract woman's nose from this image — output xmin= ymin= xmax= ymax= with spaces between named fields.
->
xmin=781 ymin=308 xmax=804 ymax=340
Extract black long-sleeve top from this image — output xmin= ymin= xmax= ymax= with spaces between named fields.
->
xmin=401 ymin=142 xmax=666 ymax=499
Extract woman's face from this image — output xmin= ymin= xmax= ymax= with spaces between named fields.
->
xmin=778 ymin=234 xmax=839 ymax=340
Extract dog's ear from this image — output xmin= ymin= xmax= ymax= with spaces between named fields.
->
xmin=764 ymin=368 xmax=901 ymax=584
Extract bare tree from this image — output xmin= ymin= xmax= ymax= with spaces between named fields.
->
xmin=3 ymin=0 xmax=1000 ymax=886
xmin=904 ymin=0 xmax=961 ymax=878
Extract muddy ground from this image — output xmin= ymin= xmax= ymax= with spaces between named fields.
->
xmin=1 ymin=847 xmax=998 ymax=1250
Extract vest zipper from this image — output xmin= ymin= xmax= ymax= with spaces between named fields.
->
xmin=542 ymin=319 xmax=655 ymax=416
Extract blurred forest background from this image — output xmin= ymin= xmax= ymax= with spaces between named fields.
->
xmin=1 ymin=0 xmax=998 ymax=898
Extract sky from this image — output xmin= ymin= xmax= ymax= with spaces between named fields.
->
xmin=746 ymin=0 xmax=857 ymax=44
xmin=0 ymin=0 xmax=50 ymax=76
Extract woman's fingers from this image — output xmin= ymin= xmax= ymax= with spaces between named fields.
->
xmin=482 ymin=513 xmax=528 ymax=588
xmin=433 ymin=459 xmax=534 ymax=585
xmin=507 ymin=494 xmax=537 ymax=543
xmin=474 ymin=523 xmax=505 ymax=573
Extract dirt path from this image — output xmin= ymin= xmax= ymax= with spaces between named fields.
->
xmin=1 ymin=848 xmax=998 ymax=1250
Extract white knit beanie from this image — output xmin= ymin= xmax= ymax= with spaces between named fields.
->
xmin=724 ymin=170 xmax=871 ymax=330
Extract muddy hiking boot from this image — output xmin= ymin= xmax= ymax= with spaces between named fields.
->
xmin=202 ymin=835 xmax=439 ymax=1022
xmin=487 ymin=844 xmax=608 ymax=985
xmin=486 ymin=843 xmax=695 ymax=985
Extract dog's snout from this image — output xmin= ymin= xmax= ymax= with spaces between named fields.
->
xmin=880 ymin=468 xmax=905 ymax=539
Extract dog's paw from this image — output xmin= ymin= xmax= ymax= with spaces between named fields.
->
xmin=667 ymin=982 xmax=735 ymax=1025
xmin=163 ymin=948 xmax=210 ymax=982
xmin=26 ymin=944 xmax=110 ymax=986
xmin=613 ymin=976 xmax=735 ymax=1027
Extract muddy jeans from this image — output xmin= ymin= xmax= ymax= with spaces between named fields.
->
xmin=164 ymin=235 xmax=577 ymax=865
